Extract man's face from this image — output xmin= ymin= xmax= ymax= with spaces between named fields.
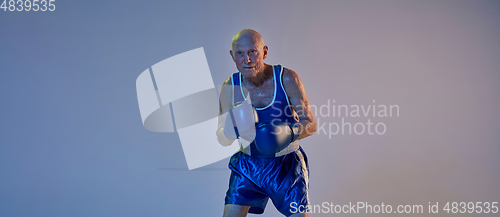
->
xmin=230 ymin=37 xmax=268 ymax=78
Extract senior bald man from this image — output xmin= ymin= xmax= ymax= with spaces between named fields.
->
xmin=217 ymin=29 xmax=317 ymax=217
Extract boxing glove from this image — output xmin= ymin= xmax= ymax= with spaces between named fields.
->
xmin=223 ymin=101 xmax=258 ymax=140
xmin=254 ymin=120 xmax=300 ymax=154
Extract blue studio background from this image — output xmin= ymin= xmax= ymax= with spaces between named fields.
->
xmin=1 ymin=0 xmax=499 ymax=216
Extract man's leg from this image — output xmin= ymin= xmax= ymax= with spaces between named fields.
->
xmin=223 ymin=204 xmax=250 ymax=217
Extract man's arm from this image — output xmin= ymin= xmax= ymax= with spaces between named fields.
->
xmin=216 ymin=78 xmax=235 ymax=146
xmin=282 ymin=67 xmax=317 ymax=140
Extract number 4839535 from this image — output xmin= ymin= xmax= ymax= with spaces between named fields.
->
xmin=1 ymin=0 xmax=55 ymax=11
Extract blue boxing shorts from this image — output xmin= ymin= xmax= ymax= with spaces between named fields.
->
xmin=224 ymin=146 xmax=310 ymax=216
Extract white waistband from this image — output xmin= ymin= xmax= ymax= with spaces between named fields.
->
xmin=240 ymin=141 xmax=300 ymax=157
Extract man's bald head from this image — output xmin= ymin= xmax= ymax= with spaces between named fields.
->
xmin=229 ymin=29 xmax=269 ymax=79
xmin=231 ymin=29 xmax=265 ymax=52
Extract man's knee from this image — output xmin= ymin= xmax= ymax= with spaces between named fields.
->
xmin=223 ymin=204 xmax=250 ymax=217
xmin=289 ymin=212 xmax=309 ymax=217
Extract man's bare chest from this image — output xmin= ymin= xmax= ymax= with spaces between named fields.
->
xmin=242 ymin=79 xmax=275 ymax=108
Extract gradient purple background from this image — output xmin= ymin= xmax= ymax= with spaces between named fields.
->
xmin=1 ymin=0 xmax=499 ymax=216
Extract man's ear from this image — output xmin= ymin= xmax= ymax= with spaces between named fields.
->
xmin=229 ymin=50 xmax=235 ymax=61
xmin=262 ymin=45 xmax=268 ymax=59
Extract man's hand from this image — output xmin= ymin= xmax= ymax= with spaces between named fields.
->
xmin=253 ymin=120 xmax=299 ymax=154
xmin=223 ymin=101 xmax=258 ymax=140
